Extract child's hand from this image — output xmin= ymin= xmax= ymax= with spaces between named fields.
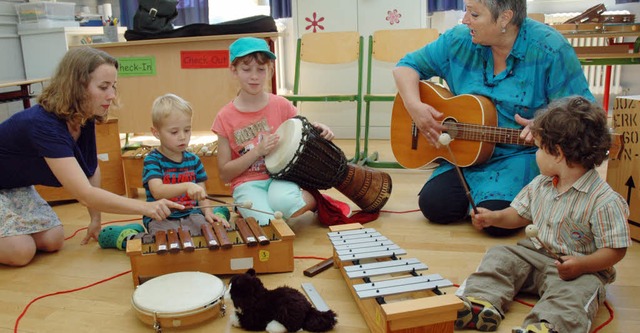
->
xmin=257 ymin=133 xmax=279 ymax=157
xmin=555 ymin=256 xmax=582 ymax=281
xmin=204 ymin=209 xmax=231 ymax=228
xmin=186 ymin=183 xmax=206 ymax=201
xmin=313 ymin=122 xmax=335 ymax=140
xmin=470 ymin=207 xmax=492 ymax=230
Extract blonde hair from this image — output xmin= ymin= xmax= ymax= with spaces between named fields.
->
xmin=151 ymin=93 xmax=193 ymax=128
xmin=38 ymin=47 xmax=118 ymax=125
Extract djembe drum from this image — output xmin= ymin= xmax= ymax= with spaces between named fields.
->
xmin=265 ymin=116 xmax=392 ymax=212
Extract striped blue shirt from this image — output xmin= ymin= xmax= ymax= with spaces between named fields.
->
xmin=512 ymin=169 xmax=630 ymax=281
xmin=142 ymin=149 xmax=208 ymax=227
xmin=397 ymin=18 xmax=595 ymax=203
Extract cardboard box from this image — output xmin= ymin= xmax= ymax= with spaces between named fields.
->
xmin=607 ymin=96 xmax=640 ymax=241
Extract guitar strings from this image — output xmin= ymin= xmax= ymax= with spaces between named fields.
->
xmin=446 ymin=122 xmax=530 ymax=145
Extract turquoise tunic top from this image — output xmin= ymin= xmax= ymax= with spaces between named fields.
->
xmin=397 ymin=18 xmax=594 ymax=204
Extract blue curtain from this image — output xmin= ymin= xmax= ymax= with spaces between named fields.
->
xmin=428 ymin=0 xmax=464 ymax=14
xmin=119 ymin=0 xmax=138 ymax=29
xmin=174 ymin=0 xmax=209 ymax=26
xmin=270 ymin=0 xmax=292 ymax=19
xmin=119 ymin=0 xmax=209 ymax=30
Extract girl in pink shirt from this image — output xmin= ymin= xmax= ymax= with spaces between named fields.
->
xmin=212 ymin=37 xmax=346 ymax=225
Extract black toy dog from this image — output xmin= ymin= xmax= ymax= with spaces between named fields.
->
xmin=225 ymin=269 xmax=337 ymax=332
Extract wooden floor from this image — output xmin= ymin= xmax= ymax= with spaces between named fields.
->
xmin=1 ymin=140 xmax=638 ymax=333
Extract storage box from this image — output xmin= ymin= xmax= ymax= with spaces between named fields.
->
xmin=17 ymin=20 xmax=79 ymax=32
xmin=15 ymin=2 xmax=75 ymax=24
xmin=606 ymin=96 xmax=640 ymax=242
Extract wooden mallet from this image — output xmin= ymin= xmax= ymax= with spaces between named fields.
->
xmin=525 ymin=224 xmax=564 ymax=263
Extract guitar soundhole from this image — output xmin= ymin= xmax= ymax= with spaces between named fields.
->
xmin=443 ymin=119 xmax=459 ymax=139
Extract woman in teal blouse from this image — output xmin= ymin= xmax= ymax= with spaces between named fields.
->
xmin=393 ymin=0 xmax=594 ymax=236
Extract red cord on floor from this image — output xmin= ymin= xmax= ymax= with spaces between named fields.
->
xmin=15 ymin=213 xmax=614 ymax=333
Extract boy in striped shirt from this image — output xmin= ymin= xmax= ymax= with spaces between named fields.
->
xmin=455 ymin=96 xmax=631 ymax=333
xmin=98 ymin=94 xmax=229 ymax=250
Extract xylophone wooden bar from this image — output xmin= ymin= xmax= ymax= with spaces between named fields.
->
xmin=246 ymin=217 xmax=271 ymax=245
xmin=126 ymin=217 xmax=295 ymax=286
xmin=166 ymin=229 xmax=180 ymax=254
xmin=177 ymin=227 xmax=195 ymax=252
xmin=211 ymin=221 xmax=233 ymax=249
xmin=154 ymin=230 xmax=168 ymax=255
xmin=328 ymin=223 xmax=463 ymax=333
xmin=235 ymin=218 xmax=258 ymax=247
xmin=200 ymin=224 xmax=220 ymax=250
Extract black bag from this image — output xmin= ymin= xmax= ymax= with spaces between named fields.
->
xmin=133 ymin=0 xmax=179 ymax=33
xmin=125 ymin=15 xmax=278 ymax=41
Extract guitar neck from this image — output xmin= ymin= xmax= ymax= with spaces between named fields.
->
xmin=448 ymin=122 xmax=533 ymax=146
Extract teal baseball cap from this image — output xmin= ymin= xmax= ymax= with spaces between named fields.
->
xmin=229 ymin=37 xmax=276 ymax=62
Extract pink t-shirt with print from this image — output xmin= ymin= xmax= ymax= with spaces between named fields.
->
xmin=211 ymin=94 xmax=297 ymax=190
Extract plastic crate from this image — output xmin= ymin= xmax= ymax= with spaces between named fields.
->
xmin=15 ymin=2 xmax=75 ymax=24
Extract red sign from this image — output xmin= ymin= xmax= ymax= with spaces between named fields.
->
xmin=180 ymin=50 xmax=229 ymax=69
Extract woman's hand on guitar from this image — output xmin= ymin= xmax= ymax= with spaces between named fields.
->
xmin=407 ymin=102 xmax=445 ymax=145
xmin=515 ymin=114 xmax=534 ymax=143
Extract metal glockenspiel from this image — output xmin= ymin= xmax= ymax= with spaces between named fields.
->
xmin=328 ymin=223 xmax=463 ymax=333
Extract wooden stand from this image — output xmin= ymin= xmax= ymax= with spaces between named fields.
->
xmin=35 ymin=118 xmax=126 ymax=202
xmin=121 ymin=141 xmax=231 ymax=198
xmin=328 ymin=223 xmax=462 ymax=333
xmin=126 ymin=217 xmax=295 ymax=286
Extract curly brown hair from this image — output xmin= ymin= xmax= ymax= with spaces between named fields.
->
xmin=530 ymin=96 xmax=610 ymax=169
xmin=38 ymin=47 xmax=118 ymax=125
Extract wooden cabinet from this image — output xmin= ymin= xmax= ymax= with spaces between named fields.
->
xmin=35 ymin=118 xmax=126 ymax=202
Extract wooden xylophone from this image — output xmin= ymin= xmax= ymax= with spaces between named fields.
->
xmin=126 ymin=216 xmax=294 ymax=286
xmin=328 ymin=223 xmax=463 ymax=333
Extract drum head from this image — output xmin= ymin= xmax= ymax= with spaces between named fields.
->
xmin=265 ymin=118 xmax=303 ymax=173
xmin=132 ymin=271 xmax=224 ymax=317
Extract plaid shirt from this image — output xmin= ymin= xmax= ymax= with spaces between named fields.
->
xmin=512 ymin=169 xmax=631 ymax=258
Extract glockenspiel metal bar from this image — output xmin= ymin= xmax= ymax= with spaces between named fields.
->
xmin=329 ymin=232 xmax=385 ymax=245
xmin=333 ymin=239 xmax=395 ymax=252
xmin=336 ymin=244 xmax=403 ymax=257
xmin=345 ymin=258 xmax=428 ymax=279
xmin=353 ymin=274 xmax=453 ymax=299
xmin=330 ymin=235 xmax=388 ymax=247
xmin=337 ymin=248 xmax=407 ymax=262
xmin=327 ymin=228 xmax=378 ymax=238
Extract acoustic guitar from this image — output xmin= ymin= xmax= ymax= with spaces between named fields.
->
xmin=390 ymin=81 xmax=533 ymax=169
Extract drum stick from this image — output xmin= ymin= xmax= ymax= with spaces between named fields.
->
xmin=235 ymin=218 xmax=258 ymax=247
xmin=166 ymin=229 xmax=181 ymax=254
xmin=211 ymin=222 xmax=232 ymax=249
xmin=439 ymin=133 xmax=479 ymax=214
xmin=200 ymin=224 xmax=220 ymax=250
xmin=155 ymin=230 xmax=168 ymax=255
xmin=245 ymin=217 xmax=270 ymax=245
xmin=177 ymin=227 xmax=195 ymax=252
xmin=205 ymin=195 xmax=228 ymax=204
